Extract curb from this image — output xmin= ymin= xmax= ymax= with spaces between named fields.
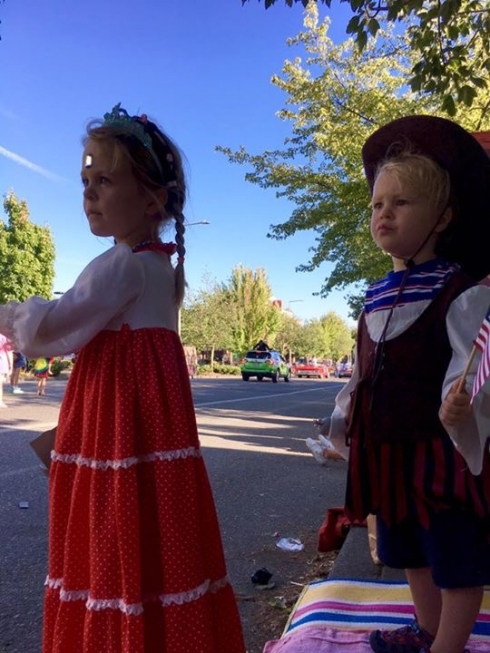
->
xmin=328 ymin=525 xmax=405 ymax=582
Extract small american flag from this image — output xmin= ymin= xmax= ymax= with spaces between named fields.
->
xmin=472 ymin=306 xmax=490 ymax=401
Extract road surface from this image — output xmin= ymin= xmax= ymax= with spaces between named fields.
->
xmin=0 ymin=375 xmax=347 ymax=652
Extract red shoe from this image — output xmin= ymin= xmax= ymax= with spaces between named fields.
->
xmin=369 ymin=621 xmax=434 ymax=652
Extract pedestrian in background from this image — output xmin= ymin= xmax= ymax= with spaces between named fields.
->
xmin=0 ymin=333 xmax=12 ymax=408
xmin=33 ymin=357 xmax=51 ymax=396
xmin=10 ymin=351 xmax=27 ymax=394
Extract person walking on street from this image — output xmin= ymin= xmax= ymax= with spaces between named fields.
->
xmin=10 ymin=351 xmax=27 ymax=394
xmin=33 ymin=357 xmax=51 ymax=396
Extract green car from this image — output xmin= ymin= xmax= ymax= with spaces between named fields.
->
xmin=240 ymin=350 xmax=291 ymax=383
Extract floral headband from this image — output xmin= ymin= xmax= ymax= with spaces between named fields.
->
xmin=102 ymin=103 xmax=177 ymax=187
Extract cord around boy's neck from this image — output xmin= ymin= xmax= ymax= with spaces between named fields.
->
xmin=397 ymin=212 xmax=447 ymax=270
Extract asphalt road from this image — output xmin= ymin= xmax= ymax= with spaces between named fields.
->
xmin=0 ymin=375 xmax=347 ymax=652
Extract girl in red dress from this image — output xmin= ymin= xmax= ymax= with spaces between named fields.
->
xmin=0 ymin=104 xmax=245 ymax=653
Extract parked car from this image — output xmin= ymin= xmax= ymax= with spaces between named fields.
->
xmin=337 ymin=363 xmax=354 ymax=378
xmin=292 ymin=358 xmax=330 ymax=379
xmin=240 ymin=350 xmax=291 ymax=383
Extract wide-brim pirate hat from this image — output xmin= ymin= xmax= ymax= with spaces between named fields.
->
xmin=362 ymin=115 xmax=490 ymax=280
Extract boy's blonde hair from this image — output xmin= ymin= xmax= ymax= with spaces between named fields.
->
xmin=83 ymin=120 xmax=187 ymax=307
xmin=375 ymin=151 xmax=457 ymax=260
xmin=375 ymin=152 xmax=452 ymax=215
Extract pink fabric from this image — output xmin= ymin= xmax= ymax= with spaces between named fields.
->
xmin=263 ymin=627 xmax=372 ymax=652
xmin=0 ymin=334 xmax=11 ymax=374
xmin=263 ymin=625 xmax=490 ymax=653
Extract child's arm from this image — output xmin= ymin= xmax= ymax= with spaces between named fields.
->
xmin=315 ymin=349 xmax=359 ymax=461
xmin=0 ymin=245 xmax=144 ymax=358
xmin=325 ymin=405 xmax=350 ymax=460
xmin=313 ymin=416 xmax=330 ymax=435
xmin=442 ymin=284 xmax=490 ymax=474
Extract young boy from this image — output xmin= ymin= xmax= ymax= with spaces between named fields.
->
xmin=324 ymin=116 xmax=490 ymax=653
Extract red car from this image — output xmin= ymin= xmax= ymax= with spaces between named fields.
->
xmin=292 ymin=359 xmax=330 ymax=379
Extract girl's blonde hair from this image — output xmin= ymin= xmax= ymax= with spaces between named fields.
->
xmin=375 ymin=152 xmax=452 ymax=215
xmin=83 ymin=118 xmax=187 ymax=307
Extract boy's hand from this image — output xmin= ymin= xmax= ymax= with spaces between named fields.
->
xmin=439 ymin=379 xmax=472 ymax=427
xmin=313 ymin=417 xmax=331 ymax=436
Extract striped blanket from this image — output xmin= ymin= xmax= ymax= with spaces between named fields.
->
xmin=263 ymin=579 xmax=490 ymax=652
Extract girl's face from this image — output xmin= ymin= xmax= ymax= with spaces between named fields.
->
xmin=81 ymin=138 xmax=158 ymax=246
xmin=371 ymin=169 xmax=451 ymax=271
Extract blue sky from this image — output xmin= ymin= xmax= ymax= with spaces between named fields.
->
xmin=0 ymin=0 xmax=357 ymax=324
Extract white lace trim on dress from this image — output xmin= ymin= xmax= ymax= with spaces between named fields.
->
xmin=45 ymin=576 xmax=229 ymax=615
xmin=50 ymin=446 xmax=201 ymax=470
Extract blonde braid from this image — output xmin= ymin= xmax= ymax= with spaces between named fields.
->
xmin=174 ymin=210 xmax=186 ymax=307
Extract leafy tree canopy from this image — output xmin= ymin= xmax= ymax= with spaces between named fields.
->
xmin=290 ymin=312 xmax=354 ymax=358
xmin=181 ymin=266 xmax=282 ymax=356
xmin=180 ymin=285 xmax=234 ymax=356
xmin=225 ymin=265 xmax=282 ymax=354
xmin=181 ymin=271 xmax=353 ymax=360
xmin=218 ymin=5 xmax=490 ymax=317
xmin=0 ymin=191 xmax=56 ymax=303
xmin=242 ymin=0 xmax=490 ymax=115
xmin=320 ymin=311 xmax=354 ymax=360
xmin=273 ymin=310 xmax=304 ymax=358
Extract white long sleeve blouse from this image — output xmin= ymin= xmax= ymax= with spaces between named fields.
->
xmin=0 ymin=244 xmax=178 ymax=359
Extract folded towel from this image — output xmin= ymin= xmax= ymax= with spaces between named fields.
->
xmin=263 ymin=579 xmax=490 ymax=652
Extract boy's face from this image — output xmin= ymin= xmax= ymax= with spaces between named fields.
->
xmin=371 ymin=170 xmax=450 ymax=271
xmin=81 ymin=138 xmax=155 ymax=246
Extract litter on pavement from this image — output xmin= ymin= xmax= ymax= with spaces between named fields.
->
xmin=276 ymin=537 xmax=304 ymax=552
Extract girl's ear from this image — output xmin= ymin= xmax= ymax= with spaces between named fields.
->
xmin=145 ymin=188 xmax=168 ymax=217
xmin=435 ymin=207 xmax=453 ymax=233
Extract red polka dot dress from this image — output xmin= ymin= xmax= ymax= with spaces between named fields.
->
xmin=3 ymin=245 xmax=246 ymax=653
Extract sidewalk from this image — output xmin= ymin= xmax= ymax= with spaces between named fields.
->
xmin=0 ymin=378 xmax=61 ymax=653
xmin=0 ymin=377 xmax=65 ymax=432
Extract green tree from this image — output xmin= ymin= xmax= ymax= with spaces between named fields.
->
xmin=273 ymin=310 xmax=304 ymax=360
xmin=0 ymin=191 xmax=56 ymax=303
xmin=320 ymin=311 xmax=354 ymax=360
xmin=224 ymin=265 xmax=282 ymax=354
xmin=291 ymin=311 xmax=353 ymax=358
xmin=180 ymin=284 xmax=234 ymax=362
xmin=180 ymin=295 xmax=203 ymax=350
xmin=242 ymin=0 xmax=490 ymax=114
xmin=295 ymin=318 xmax=327 ymax=357
xmin=219 ymin=6 xmax=490 ymax=317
